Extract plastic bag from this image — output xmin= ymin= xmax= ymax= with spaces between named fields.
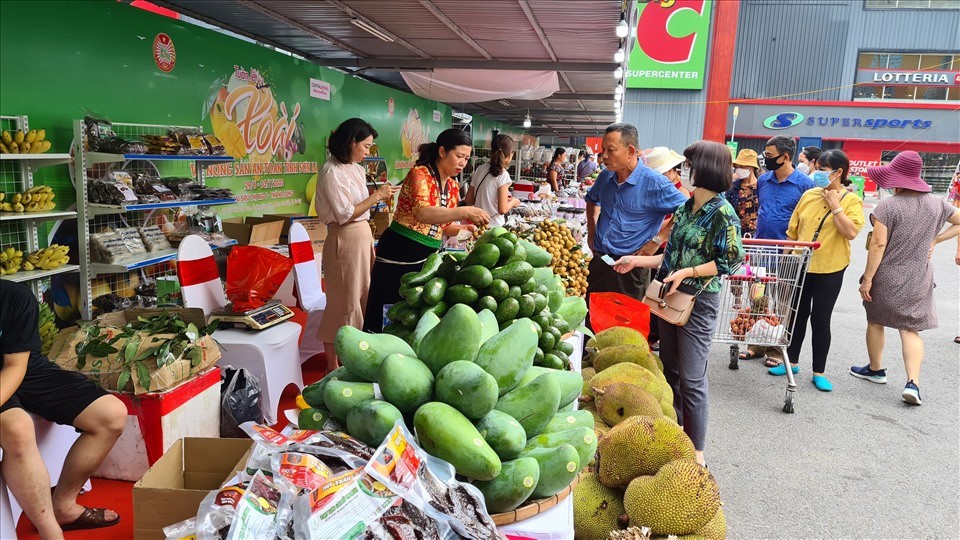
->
xmin=220 ymin=368 xmax=263 ymax=438
xmin=589 ymin=292 xmax=651 ymax=337
xmin=225 ymin=246 xmax=293 ymax=312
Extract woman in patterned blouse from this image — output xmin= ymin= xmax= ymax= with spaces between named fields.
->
xmin=614 ymin=141 xmax=744 ymax=465
xmin=363 ymin=129 xmax=489 ymax=331
xmin=725 ymin=148 xmax=760 ymax=236
xmin=544 ymin=147 xmax=567 ymax=192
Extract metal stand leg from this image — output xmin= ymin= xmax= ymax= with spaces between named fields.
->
xmin=781 ymin=349 xmax=796 ymax=413
xmin=728 ymin=345 xmax=739 ymax=370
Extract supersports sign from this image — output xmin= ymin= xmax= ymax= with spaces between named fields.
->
xmin=763 ymin=112 xmax=933 ymax=131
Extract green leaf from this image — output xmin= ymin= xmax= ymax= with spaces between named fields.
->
xmin=184 ymin=323 xmax=199 ymax=342
xmin=134 ymin=345 xmax=157 ymax=362
xmin=175 ymin=319 xmax=186 ymax=329
xmin=187 ymin=346 xmax=202 ymax=367
xmin=202 ymin=320 xmax=219 ymax=336
xmin=135 ymin=361 xmax=151 ymax=392
xmin=156 ymin=341 xmax=173 ymax=367
xmin=116 ymin=367 xmax=131 ymax=392
xmin=77 ymin=354 xmax=87 ymax=370
xmin=137 ymin=316 xmax=151 ymax=323
xmin=123 ymin=334 xmax=142 ymax=363
xmin=88 ymin=325 xmax=101 ymax=337
xmin=575 ymin=325 xmax=595 ymax=339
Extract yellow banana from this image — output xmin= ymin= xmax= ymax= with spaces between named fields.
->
xmin=14 ymin=130 xmax=24 ymax=145
xmin=0 ymin=192 xmax=4 ymax=202
xmin=1 ymin=202 xmax=12 ymax=212
xmin=36 ymin=129 xmax=45 ymax=141
xmin=11 ymin=193 xmax=21 ymax=204
xmin=28 ymin=141 xmax=42 ymax=154
xmin=13 ymin=202 xmax=24 ymax=212
xmin=43 ymin=201 xmax=56 ymax=211
xmin=0 ymin=142 xmax=8 ymax=154
xmin=25 ymin=130 xmax=37 ymax=144
xmin=21 ymin=192 xmax=32 ymax=204
xmin=39 ymin=140 xmax=51 ymax=153
xmin=23 ymin=261 xmax=34 ymax=271
xmin=9 ymin=142 xmax=19 ymax=154
xmin=1 ymin=131 xmax=11 ymax=145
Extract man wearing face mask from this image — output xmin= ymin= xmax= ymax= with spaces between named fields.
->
xmin=585 ymin=124 xmax=688 ymax=329
xmin=739 ymin=135 xmax=815 ymax=367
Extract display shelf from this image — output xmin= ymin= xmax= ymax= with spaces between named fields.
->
xmin=362 ymin=156 xmax=386 ymax=162
xmin=86 ymin=152 xmax=234 ymax=166
xmin=0 ymin=264 xmax=80 ymax=283
xmin=89 ymin=249 xmax=178 ymax=275
xmin=0 ymin=153 xmax=73 ymax=168
xmin=88 ymin=198 xmax=237 ymax=217
xmin=0 ymin=210 xmax=77 ymax=222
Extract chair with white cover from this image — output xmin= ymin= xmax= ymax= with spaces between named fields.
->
xmin=176 ymin=235 xmax=302 ymax=424
xmin=288 ymin=222 xmax=326 ymax=363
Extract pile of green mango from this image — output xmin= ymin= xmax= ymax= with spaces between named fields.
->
xmin=383 ymin=226 xmax=588 ymax=371
xmin=298 ymin=302 xmax=594 ymax=514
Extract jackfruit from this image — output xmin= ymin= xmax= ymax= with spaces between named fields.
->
xmin=623 ymin=459 xmax=720 ymax=535
xmin=593 ymin=344 xmax=649 ymax=373
xmin=678 ymin=507 xmax=726 ymax=540
xmin=660 ymin=396 xmax=678 ymax=423
xmin=573 ymin=471 xmax=625 ymax=540
xmin=595 ymin=383 xmax=664 ymax=426
xmin=649 ymin=351 xmax=664 ymax=372
xmin=597 ymin=416 xmax=695 ymax=488
xmin=588 ymin=362 xmax=670 ymax=403
xmin=582 ymin=366 xmax=596 ymax=395
xmin=586 ymin=326 xmax=649 ymax=354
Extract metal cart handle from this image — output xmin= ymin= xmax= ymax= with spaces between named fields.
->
xmin=742 ymin=238 xmax=821 ymax=250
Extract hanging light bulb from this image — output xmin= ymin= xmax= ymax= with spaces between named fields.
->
xmin=616 ymin=16 xmax=629 ymax=38
xmin=614 ymin=66 xmax=623 ymax=79
xmin=614 ymin=47 xmax=625 ymax=63
xmin=523 ymin=114 xmax=532 ymax=128
xmin=615 ymin=84 xmax=624 ymax=95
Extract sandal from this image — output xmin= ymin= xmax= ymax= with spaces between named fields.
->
xmin=954 ymin=336 xmax=960 ymax=344
xmin=764 ymin=357 xmax=783 ymax=368
xmin=60 ymin=506 xmax=120 ymax=531
xmin=738 ymin=350 xmax=765 ymax=361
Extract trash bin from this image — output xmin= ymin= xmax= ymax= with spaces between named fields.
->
xmin=849 ymin=175 xmax=865 ymax=198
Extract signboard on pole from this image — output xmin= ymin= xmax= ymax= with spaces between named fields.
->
xmin=626 ymin=0 xmax=713 ymax=90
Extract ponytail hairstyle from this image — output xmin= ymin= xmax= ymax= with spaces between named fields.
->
xmin=415 ymin=128 xmax=473 ymax=167
xmin=550 ymin=147 xmax=566 ymax=165
xmin=817 ymin=149 xmax=851 ymax=186
xmin=489 ymin=134 xmax=515 ymax=176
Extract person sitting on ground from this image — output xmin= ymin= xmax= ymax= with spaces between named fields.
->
xmin=1 ymin=280 xmax=127 ymax=538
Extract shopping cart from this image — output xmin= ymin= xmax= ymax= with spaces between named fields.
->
xmin=713 ymin=238 xmax=820 ymax=413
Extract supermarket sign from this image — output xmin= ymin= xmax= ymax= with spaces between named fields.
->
xmin=626 ymin=0 xmax=712 ymax=90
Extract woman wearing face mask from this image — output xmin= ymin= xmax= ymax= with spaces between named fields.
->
xmin=363 ymin=129 xmax=490 ymax=332
xmin=797 ymin=146 xmax=821 ymax=177
xmin=774 ymin=150 xmax=866 ymax=391
xmin=725 ymin=149 xmax=761 ymax=237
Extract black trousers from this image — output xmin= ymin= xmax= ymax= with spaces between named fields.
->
xmin=584 ymin=254 xmax=649 ymax=335
xmin=786 ymin=268 xmax=846 ymax=373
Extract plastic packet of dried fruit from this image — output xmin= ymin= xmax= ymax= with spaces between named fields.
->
xmin=225 ymin=246 xmax=293 ymax=312
xmin=225 ymin=471 xmax=293 ymax=540
xmin=270 ymin=452 xmax=334 ymax=494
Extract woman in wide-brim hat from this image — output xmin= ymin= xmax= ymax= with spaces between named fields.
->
xmin=850 ymin=151 xmax=960 ymax=406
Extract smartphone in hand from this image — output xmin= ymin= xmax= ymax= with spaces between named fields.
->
xmin=601 ymin=254 xmax=616 ymax=265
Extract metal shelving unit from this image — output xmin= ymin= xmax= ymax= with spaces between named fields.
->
xmin=0 ymin=115 xmax=78 ymax=299
xmin=73 ymin=120 xmax=236 ymax=318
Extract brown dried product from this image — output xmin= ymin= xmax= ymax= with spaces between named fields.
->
xmin=446 ymin=485 xmax=498 ymax=540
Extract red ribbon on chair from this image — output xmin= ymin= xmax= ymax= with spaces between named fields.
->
xmin=289 ymin=240 xmax=315 ymax=264
xmin=177 ymin=256 xmax=220 ymax=287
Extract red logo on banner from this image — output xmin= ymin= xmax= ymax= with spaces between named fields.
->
xmin=636 ymin=0 xmax=707 ymax=64
xmin=153 ymin=33 xmax=176 ymax=73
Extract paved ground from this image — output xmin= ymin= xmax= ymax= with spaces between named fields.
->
xmin=707 ymin=197 xmax=960 ymax=538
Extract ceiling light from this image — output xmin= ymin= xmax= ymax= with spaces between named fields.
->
xmin=523 ymin=114 xmax=532 ymax=128
xmin=614 ymin=48 xmax=625 ymax=63
xmin=614 ymin=67 xmax=623 ymax=79
xmin=615 ymin=84 xmax=624 ymax=95
xmin=616 ymin=15 xmax=629 ymax=38
xmin=498 ymin=99 xmax=513 ymax=107
xmin=350 ymin=18 xmax=394 ymax=43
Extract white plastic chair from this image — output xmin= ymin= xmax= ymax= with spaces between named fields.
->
xmin=176 ymin=236 xmax=303 ymax=424
xmin=288 ymin=222 xmax=326 ymax=363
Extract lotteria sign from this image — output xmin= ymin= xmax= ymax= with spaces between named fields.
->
xmin=855 ymin=69 xmax=960 ymax=87
xmin=626 ymin=0 xmax=713 ymax=90
xmin=730 ymin=104 xmax=958 ymax=142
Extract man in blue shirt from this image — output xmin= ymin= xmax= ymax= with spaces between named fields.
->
xmin=744 ymin=135 xmax=814 ymax=367
xmin=585 ymin=123 xmax=688 ymax=312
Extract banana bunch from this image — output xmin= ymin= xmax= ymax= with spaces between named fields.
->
xmin=0 ymin=186 xmax=56 ymax=212
xmin=0 ymin=246 xmax=25 ymax=275
xmin=38 ymin=301 xmax=57 ymax=355
xmin=0 ymin=128 xmax=51 ymax=154
xmin=25 ymin=244 xmax=69 ymax=271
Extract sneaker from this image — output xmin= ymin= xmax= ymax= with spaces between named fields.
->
xmin=901 ymin=381 xmax=922 ymax=405
xmin=850 ymin=365 xmax=887 ymax=384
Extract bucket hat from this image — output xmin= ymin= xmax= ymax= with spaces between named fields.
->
xmin=645 ymin=147 xmax=685 ymax=174
xmin=866 ymin=151 xmax=930 ymax=193
xmin=733 ymin=149 xmax=759 ymax=169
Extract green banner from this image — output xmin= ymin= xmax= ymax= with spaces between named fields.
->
xmin=0 ymin=0 xmax=452 ymax=217
xmin=626 ymin=0 xmax=713 ymax=90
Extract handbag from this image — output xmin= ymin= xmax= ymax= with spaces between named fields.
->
xmin=642 ymin=271 xmax=714 ymax=327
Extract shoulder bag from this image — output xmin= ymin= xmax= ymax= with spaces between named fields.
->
xmin=642 ymin=270 xmax=715 ymax=327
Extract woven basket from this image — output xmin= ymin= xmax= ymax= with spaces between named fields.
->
xmin=490 ymin=473 xmax=581 ymax=526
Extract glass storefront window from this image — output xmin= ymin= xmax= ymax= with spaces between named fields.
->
xmin=865 ymin=0 xmax=960 ymax=8
xmin=855 ymin=51 xmax=960 ymax=102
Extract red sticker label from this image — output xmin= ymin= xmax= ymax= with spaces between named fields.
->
xmin=153 ymin=33 xmax=176 ymax=73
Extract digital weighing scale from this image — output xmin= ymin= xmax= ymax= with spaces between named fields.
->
xmin=212 ymin=300 xmax=294 ymax=330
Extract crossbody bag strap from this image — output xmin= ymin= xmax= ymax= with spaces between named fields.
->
xmin=812 ymin=191 xmax=847 ymax=242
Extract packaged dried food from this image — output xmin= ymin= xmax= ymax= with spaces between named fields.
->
xmin=196 ymin=477 xmax=248 ymax=540
xmin=141 ymin=134 xmax=182 ymax=155
xmin=225 ymin=471 xmax=291 ymax=540
xmin=161 ymin=177 xmax=199 ymax=199
xmin=115 ymin=227 xmax=148 ymax=257
xmin=92 ymin=293 xmax=134 ymax=315
xmin=139 ymin=226 xmax=173 ymax=252
xmin=132 ymin=174 xmax=178 ymax=202
xmin=204 ymin=134 xmax=226 ymax=156
xmin=83 ymin=116 xmax=117 ymax=151
xmin=88 ymin=179 xmax=140 ymax=206
xmin=90 ymin=231 xmax=135 ymax=264
xmin=169 ymin=129 xmax=209 ymax=155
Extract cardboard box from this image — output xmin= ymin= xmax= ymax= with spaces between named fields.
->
xmin=221 ymin=217 xmax=284 ymax=246
xmin=264 ymin=214 xmax=328 ymax=252
xmin=133 ymin=437 xmax=252 ymax=540
xmin=372 ymin=211 xmax=394 ymax=239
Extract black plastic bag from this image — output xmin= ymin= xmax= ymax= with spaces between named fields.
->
xmin=220 ymin=367 xmax=264 ymax=438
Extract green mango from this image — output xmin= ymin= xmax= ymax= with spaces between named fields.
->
xmin=475 ymin=409 xmax=527 ymax=461
xmin=477 ymin=309 xmax=500 ymax=344
xmin=323 ymin=380 xmax=375 ymax=421
xmin=491 ymin=261 xmax=534 ymax=286
xmin=335 ymin=326 xmax=416 ymax=382
xmin=495 ymin=373 xmax=561 ymax=438
xmin=345 ymin=400 xmax=403 ymax=447
xmin=414 ymin=402 xmax=502 ymax=481
xmin=515 ymin=365 xmax=552 ymax=388
xmin=490 ymin=237 xmax=515 ymax=265
xmin=540 ymin=369 xmax=583 ymax=408
xmin=472 ymin=457 xmax=540 ymax=513
xmin=518 ymin=239 xmax=553 ymax=268
xmin=401 ymin=252 xmax=443 ymax=286
xmin=301 ymin=366 xmax=361 ymax=408
xmin=542 ymin=352 xmax=565 ymax=370
xmin=434 ymin=361 xmax=499 ymax=420
xmin=474 ymin=226 xmax=509 ymax=246
xmin=542 ymin=410 xmax=595 ymax=434
xmin=555 ymin=296 xmax=588 ymax=330
xmin=524 ymin=427 xmax=598 ymax=469
xmin=547 ymin=290 xmax=565 ymax=313
xmin=412 ymin=312 xmax=441 ymax=354
xmin=453 ymin=265 xmax=494 ymax=290
xmin=463 ymin=243 xmax=500 ymax=269
xmin=522 ymin=444 xmax=580 ymax=498
xmin=482 ymin=279 xmax=510 ymax=303
xmin=495 ymin=297 xmax=520 ymax=323
xmin=421 ymin=277 xmax=447 ymax=306
xmin=378 ymin=353 xmax=434 ymax=414
xmin=474 ymin=318 xmax=538 ymax=396
xmin=298 ymin=407 xmax=333 ymax=430
xmin=418 ymin=304 xmax=482 ymax=374
xmin=505 ymin=241 xmax=526 ymax=264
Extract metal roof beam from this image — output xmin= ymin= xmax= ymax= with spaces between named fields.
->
xmin=517 ymin=0 xmax=558 ymax=62
xmin=459 ymin=109 xmax=615 ymax=116
xmin=236 ymin=0 xmax=367 ymax=57
xmin=325 ymin=0 xmax=433 ymax=59
xmin=315 ymin=58 xmax=618 ymax=71
xmin=419 ymin=0 xmax=492 ymax=60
